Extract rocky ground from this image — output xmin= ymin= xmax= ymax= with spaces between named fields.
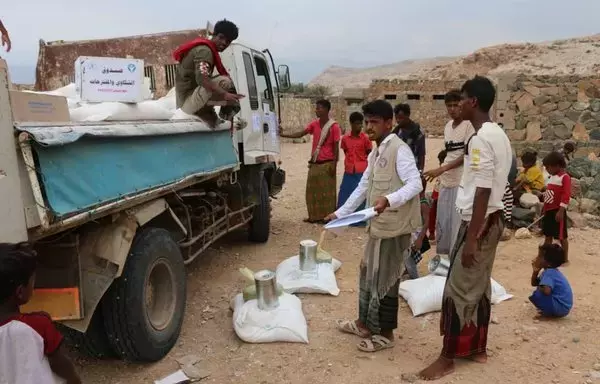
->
xmin=78 ymin=139 xmax=600 ymax=384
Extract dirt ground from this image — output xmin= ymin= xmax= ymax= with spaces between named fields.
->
xmin=79 ymin=139 xmax=600 ymax=384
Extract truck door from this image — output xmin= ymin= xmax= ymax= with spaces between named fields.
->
xmin=238 ymin=49 xmax=264 ymax=156
xmin=252 ymin=53 xmax=280 ymax=155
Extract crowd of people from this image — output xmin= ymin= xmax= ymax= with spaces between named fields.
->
xmin=0 ymin=17 xmax=575 ymax=383
xmin=285 ymin=75 xmax=574 ymax=380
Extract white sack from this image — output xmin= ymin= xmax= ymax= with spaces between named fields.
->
xmin=399 ymin=275 xmax=513 ymax=317
xmin=232 ymin=293 xmax=308 ymax=344
xmin=70 ymin=100 xmax=173 ymax=122
xmin=276 ymin=255 xmax=341 ymax=296
xmin=171 ymin=108 xmax=201 ymax=120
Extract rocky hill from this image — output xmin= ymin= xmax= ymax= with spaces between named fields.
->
xmin=309 ymin=34 xmax=600 ymax=95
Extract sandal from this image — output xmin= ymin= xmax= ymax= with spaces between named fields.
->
xmin=357 ymin=335 xmax=395 ymax=352
xmin=336 ymin=320 xmax=370 ymax=338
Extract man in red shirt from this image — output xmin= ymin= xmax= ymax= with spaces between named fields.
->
xmin=338 ymin=112 xmax=372 ymax=226
xmin=280 ymin=99 xmax=341 ymax=223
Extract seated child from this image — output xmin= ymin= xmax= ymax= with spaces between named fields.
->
xmin=0 ymin=243 xmax=81 ymax=384
xmin=427 ymin=150 xmax=446 ymax=242
xmin=514 ymin=150 xmax=545 ymax=201
xmin=404 ymin=176 xmax=431 ymax=280
xmin=529 ymin=243 xmax=573 ymax=318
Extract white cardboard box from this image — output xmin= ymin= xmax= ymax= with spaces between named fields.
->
xmin=75 ymin=56 xmax=144 ymax=103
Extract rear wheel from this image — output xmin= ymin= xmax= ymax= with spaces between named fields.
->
xmin=248 ymin=176 xmax=270 ymax=243
xmin=102 ymin=227 xmax=186 ymax=362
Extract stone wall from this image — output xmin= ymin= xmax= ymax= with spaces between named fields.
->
xmin=366 ymin=79 xmax=465 ymax=136
xmin=496 ymin=74 xmax=600 ymax=158
xmin=34 ymin=29 xmax=207 ymax=97
xmin=280 ymin=95 xmax=346 ymax=136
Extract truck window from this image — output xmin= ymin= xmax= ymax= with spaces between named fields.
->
xmin=253 ymin=55 xmax=275 ymax=112
xmin=242 ymin=52 xmax=259 ymax=110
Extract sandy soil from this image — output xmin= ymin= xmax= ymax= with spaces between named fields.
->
xmin=79 ymin=139 xmax=600 ymax=384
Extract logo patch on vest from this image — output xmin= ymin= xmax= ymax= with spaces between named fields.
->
xmin=378 ymin=157 xmax=388 ymax=168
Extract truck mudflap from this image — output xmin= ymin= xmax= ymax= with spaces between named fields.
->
xmin=31 ymin=199 xmax=179 ymax=333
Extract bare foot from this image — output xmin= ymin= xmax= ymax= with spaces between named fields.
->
xmin=465 ymin=351 xmax=488 ymax=363
xmin=418 ymin=356 xmax=455 ymax=381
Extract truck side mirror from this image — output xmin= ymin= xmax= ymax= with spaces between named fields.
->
xmin=277 ymin=65 xmax=291 ymax=90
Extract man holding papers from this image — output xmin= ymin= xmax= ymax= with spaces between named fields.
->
xmin=325 ymin=100 xmax=422 ymax=353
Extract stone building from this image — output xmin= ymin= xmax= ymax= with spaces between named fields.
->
xmin=366 ymin=79 xmax=465 ymax=136
xmin=495 ymin=74 xmax=600 ymax=158
xmin=34 ymin=29 xmax=207 ymax=96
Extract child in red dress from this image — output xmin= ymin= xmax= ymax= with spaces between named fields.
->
xmin=541 ymin=152 xmax=571 ymax=262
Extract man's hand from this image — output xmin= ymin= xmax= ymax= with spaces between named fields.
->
xmin=224 ymin=92 xmax=245 ymax=102
xmin=1 ymin=32 xmax=10 ymax=53
xmin=461 ymin=239 xmax=477 ymax=268
xmin=373 ymin=196 xmax=389 ymax=214
xmin=424 ymin=167 xmax=444 ymax=181
xmin=324 ymin=213 xmax=337 ymax=223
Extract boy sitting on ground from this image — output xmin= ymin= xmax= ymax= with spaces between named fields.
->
xmin=0 ymin=243 xmax=81 ymax=384
xmin=529 ymin=243 xmax=573 ymax=319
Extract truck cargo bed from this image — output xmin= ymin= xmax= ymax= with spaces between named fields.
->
xmin=16 ymin=119 xmax=238 ymax=226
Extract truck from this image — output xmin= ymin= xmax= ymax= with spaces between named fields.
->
xmin=0 ymin=40 xmax=290 ymax=362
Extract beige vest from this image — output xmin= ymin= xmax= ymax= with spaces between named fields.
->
xmin=367 ymin=135 xmax=422 ymax=239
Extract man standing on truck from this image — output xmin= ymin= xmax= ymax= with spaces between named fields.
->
xmin=173 ymin=19 xmax=245 ymax=127
xmin=280 ymin=99 xmax=342 ymax=223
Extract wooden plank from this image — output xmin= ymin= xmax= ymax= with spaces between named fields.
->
xmin=20 ymin=288 xmax=81 ymax=321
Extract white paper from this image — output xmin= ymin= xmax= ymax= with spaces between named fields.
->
xmin=324 ymin=207 xmax=377 ymax=230
xmin=252 ymin=113 xmax=262 ymax=133
xmin=75 ymin=56 xmax=145 ymax=103
xmin=154 ymin=369 xmax=190 ymax=384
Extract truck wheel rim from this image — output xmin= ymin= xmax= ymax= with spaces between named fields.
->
xmin=145 ymin=259 xmax=176 ymax=331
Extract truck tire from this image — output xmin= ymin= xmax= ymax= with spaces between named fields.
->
xmin=248 ymin=176 xmax=270 ymax=243
xmin=59 ymin=308 xmax=116 ymax=359
xmin=101 ymin=227 xmax=186 ymax=362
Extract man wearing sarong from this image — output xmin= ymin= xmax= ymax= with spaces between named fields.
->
xmin=173 ymin=19 xmax=245 ymax=127
xmin=419 ymin=76 xmax=512 ymax=380
xmin=424 ymin=90 xmax=475 ymax=255
xmin=324 ymin=100 xmax=422 ymax=352
xmin=280 ymin=99 xmax=342 ymax=223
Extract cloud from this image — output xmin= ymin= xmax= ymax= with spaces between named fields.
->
xmin=2 ymin=0 xmax=599 ymax=83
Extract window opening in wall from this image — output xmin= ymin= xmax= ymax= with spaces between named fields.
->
xmin=242 ymin=52 xmax=259 ymax=110
xmin=144 ymin=66 xmax=156 ymax=91
xmin=432 ymin=94 xmax=445 ymax=100
xmin=407 ymin=94 xmax=421 ymax=100
xmin=254 ymin=54 xmax=275 ymax=112
xmin=164 ymin=64 xmax=178 ymax=89
xmin=384 ymin=94 xmax=397 ymax=100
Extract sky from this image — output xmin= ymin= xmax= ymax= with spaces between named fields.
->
xmin=2 ymin=0 xmax=600 ymax=84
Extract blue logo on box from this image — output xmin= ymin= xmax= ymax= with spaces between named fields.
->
xmin=127 ymin=64 xmax=136 ymax=73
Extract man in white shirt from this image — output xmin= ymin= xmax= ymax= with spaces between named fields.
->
xmin=324 ymin=100 xmax=422 ymax=353
xmin=419 ymin=76 xmax=512 ymax=380
xmin=425 ymin=90 xmax=475 ymax=254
